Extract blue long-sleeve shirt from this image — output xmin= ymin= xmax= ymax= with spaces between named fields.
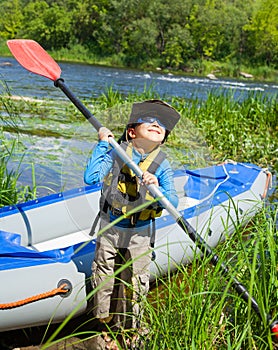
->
xmin=84 ymin=141 xmax=178 ymax=228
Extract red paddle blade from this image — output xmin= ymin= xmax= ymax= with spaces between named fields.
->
xmin=7 ymin=39 xmax=61 ymax=81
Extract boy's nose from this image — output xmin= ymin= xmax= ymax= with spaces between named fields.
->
xmin=152 ymin=121 xmax=160 ymax=127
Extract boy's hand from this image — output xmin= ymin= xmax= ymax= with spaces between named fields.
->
xmin=98 ymin=127 xmax=114 ymax=142
xmin=141 ymin=171 xmax=159 ymax=186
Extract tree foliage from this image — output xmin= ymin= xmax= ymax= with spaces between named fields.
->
xmin=243 ymin=0 xmax=278 ymax=65
xmin=0 ymin=0 xmax=23 ymax=39
xmin=0 ymin=0 xmax=277 ymax=69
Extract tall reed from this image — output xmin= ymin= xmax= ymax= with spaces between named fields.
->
xmin=0 ymin=92 xmax=39 ymax=206
xmin=171 ymin=91 xmax=278 ymax=173
xmin=142 ymin=204 xmax=278 ymax=349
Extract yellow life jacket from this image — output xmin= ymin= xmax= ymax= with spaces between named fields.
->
xmin=101 ymin=142 xmax=166 ymax=225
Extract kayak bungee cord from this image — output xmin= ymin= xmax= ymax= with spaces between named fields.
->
xmin=0 ymin=282 xmax=71 ymax=309
xmin=6 ymin=39 xmax=278 ymax=341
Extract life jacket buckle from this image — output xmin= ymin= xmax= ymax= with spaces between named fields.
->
xmin=110 ymin=207 xmax=123 ymax=216
xmin=130 ymin=214 xmax=136 ymax=227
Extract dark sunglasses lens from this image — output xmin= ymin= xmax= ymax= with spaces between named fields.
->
xmin=143 ymin=117 xmax=156 ymax=123
xmin=138 ymin=117 xmax=166 ymax=129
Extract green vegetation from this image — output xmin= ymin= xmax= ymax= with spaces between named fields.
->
xmin=0 ymin=0 xmax=277 ymax=80
xmin=93 ymin=89 xmax=278 ymax=173
xmin=145 ymin=205 xmax=278 ymax=349
xmin=0 ymin=93 xmax=60 ymax=206
xmin=0 ymin=95 xmax=37 ymax=206
xmin=173 ymin=91 xmax=278 ymax=173
xmin=0 ymin=88 xmax=277 ymax=207
xmin=0 ymin=139 xmax=36 ymax=205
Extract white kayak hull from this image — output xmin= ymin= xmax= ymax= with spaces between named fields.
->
xmin=0 ymin=161 xmax=270 ymax=331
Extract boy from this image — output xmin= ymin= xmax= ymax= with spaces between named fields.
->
xmin=84 ymin=99 xmax=180 ymax=347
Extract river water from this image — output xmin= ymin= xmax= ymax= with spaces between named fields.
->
xmin=0 ymin=56 xmax=277 ymax=197
xmin=1 ymin=57 xmax=278 ymax=100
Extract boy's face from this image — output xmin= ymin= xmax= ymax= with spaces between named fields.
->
xmin=128 ymin=120 xmax=166 ymax=145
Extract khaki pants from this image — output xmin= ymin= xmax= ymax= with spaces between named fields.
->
xmin=91 ymin=218 xmax=152 ymax=330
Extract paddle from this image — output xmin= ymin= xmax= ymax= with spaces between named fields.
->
xmin=7 ymin=39 xmax=278 ymax=339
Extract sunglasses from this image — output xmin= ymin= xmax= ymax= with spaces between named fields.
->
xmin=136 ymin=116 xmax=166 ymax=129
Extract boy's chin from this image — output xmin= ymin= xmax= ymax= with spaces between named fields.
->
xmin=134 ymin=138 xmax=162 ymax=146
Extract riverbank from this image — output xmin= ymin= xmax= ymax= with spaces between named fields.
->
xmin=0 ymin=40 xmax=277 ymax=84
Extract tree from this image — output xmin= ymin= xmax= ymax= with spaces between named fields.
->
xmin=0 ymin=0 xmax=23 ymax=39
xmin=70 ymin=0 xmax=110 ymax=49
xmin=0 ymin=0 xmax=277 ymax=70
xmin=162 ymin=24 xmax=194 ymax=68
xmin=244 ymin=0 xmax=278 ymax=66
xmin=124 ymin=17 xmax=159 ymax=66
xmin=21 ymin=0 xmax=73 ymax=50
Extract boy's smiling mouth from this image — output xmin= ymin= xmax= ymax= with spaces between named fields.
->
xmin=148 ymin=127 xmax=162 ymax=134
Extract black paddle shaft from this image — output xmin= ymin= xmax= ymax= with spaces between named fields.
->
xmin=55 ymin=78 xmax=103 ymax=131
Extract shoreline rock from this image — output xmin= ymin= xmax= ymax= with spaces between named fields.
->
xmin=240 ymin=71 xmax=254 ymax=78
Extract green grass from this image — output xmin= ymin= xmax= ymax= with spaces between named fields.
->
xmin=143 ymin=205 xmax=278 ymax=349
xmin=172 ymin=91 xmax=278 ymax=172
xmin=90 ymin=88 xmax=278 ymax=172
xmin=0 ymin=93 xmax=61 ymax=206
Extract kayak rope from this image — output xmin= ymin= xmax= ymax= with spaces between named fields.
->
xmin=220 ymin=160 xmax=272 ymax=200
xmin=0 ymin=283 xmax=70 ymax=309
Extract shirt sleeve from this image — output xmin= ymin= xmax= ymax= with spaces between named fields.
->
xmin=155 ymin=159 xmax=179 ymax=208
xmin=84 ymin=141 xmax=113 ymax=185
